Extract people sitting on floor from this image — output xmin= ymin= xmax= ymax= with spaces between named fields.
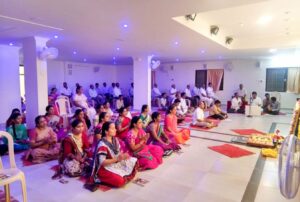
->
xmin=60 ymin=82 xmax=72 ymax=99
xmin=262 ymin=93 xmax=271 ymax=112
xmin=250 ymin=91 xmax=262 ymax=107
xmin=126 ymin=116 xmax=163 ymax=171
xmin=209 ymin=100 xmax=228 ymax=120
xmin=147 ymin=112 xmax=181 ymax=153
xmin=45 ymin=105 xmax=65 ymax=141
xmin=192 ymin=101 xmax=216 ymax=128
xmin=5 ymin=112 xmax=29 ymax=151
xmin=199 ymin=84 xmax=213 ymax=107
xmin=57 ymin=119 xmax=91 ymax=177
xmin=159 ymin=93 xmax=168 ymax=110
xmin=236 ymin=83 xmax=247 ymax=99
xmin=116 ymin=95 xmax=125 ymax=111
xmin=164 ymin=105 xmax=190 ymax=144
xmin=228 ymin=93 xmax=245 ymax=113
xmin=206 ymin=82 xmax=217 ymax=100
xmin=265 ymin=97 xmax=280 ymax=115
xmin=89 ymin=121 xmax=137 ymax=187
xmin=73 ymin=86 xmax=96 ymax=122
xmin=26 ymin=115 xmax=60 ymax=164
xmin=140 ymin=104 xmax=151 ymax=130
xmin=115 ymin=107 xmax=131 ymax=140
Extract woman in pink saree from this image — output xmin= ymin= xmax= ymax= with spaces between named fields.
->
xmin=127 ymin=116 xmax=163 ymax=171
xmin=164 ymin=104 xmax=190 ymax=144
xmin=45 ymin=105 xmax=66 ymax=141
xmin=26 ymin=115 xmax=60 ymax=163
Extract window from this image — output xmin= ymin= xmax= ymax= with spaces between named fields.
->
xmin=266 ymin=68 xmax=288 ymax=92
xmin=195 ymin=69 xmax=224 ymax=90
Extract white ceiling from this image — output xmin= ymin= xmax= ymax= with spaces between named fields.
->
xmin=0 ymin=0 xmax=299 ymax=65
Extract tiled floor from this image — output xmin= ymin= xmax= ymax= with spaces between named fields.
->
xmin=1 ymin=112 xmax=300 ymax=202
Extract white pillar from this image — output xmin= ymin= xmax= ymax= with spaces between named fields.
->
xmin=133 ymin=55 xmax=153 ymax=111
xmin=23 ymin=36 xmax=49 ymax=129
xmin=0 ymin=45 xmax=21 ymax=126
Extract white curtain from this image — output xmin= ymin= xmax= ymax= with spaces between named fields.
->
xmin=287 ymin=68 xmax=300 ymax=93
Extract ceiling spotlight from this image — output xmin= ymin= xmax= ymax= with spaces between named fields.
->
xmin=9 ymin=42 xmax=13 ymax=46
xmin=73 ymin=51 xmax=77 ymax=55
xmin=185 ymin=14 xmax=197 ymax=21
xmin=123 ymin=24 xmax=128 ymax=28
xmin=83 ymin=58 xmax=87 ymax=62
xmin=257 ymin=15 xmax=272 ymax=25
xmin=54 ymin=35 xmax=58 ymax=39
xmin=225 ymin=37 xmax=233 ymax=45
xmin=116 ymin=47 xmax=120 ymax=51
xmin=201 ymin=50 xmax=205 ymax=54
xmin=176 ymin=58 xmax=179 ymax=62
xmin=210 ymin=25 xmax=219 ymax=35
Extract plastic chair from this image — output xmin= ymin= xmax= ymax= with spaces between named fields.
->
xmin=0 ymin=131 xmax=27 ymax=202
xmin=55 ymin=96 xmax=74 ymax=128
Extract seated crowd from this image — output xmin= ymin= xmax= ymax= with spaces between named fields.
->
xmin=1 ymin=81 xmax=281 ymax=190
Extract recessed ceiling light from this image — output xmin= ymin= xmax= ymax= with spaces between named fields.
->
xmin=83 ymin=58 xmax=87 ymax=62
xmin=201 ymin=50 xmax=205 ymax=54
xmin=116 ymin=47 xmax=120 ymax=51
xmin=54 ymin=35 xmax=58 ymax=39
xmin=257 ymin=15 xmax=272 ymax=25
xmin=113 ymin=56 xmax=116 ymax=60
xmin=9 ymin=42 xmax=13 ymax=46
xmin=123 ymin=24 xmax=128 ymax=28
xmin=269 ymin=48 xmax=277 ymax=53
xmin=176 ymin=58 xmax=179 ymax=62
xmin=240 ymin=23 xmax=244 ymax=27
xmin=73 ymin=51 xmax=77 ymax=55
xmin=174 ymin=41 xmax=179 ymax=45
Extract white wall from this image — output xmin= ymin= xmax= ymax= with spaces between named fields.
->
xmin=47 ymin=60 xmax=133 ymax=96
xmin=155 ymin=59 xmax=299 ymax=109
xmin=0 ymin=45 xmax=21 ymax=126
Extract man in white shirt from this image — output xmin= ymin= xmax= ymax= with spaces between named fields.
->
xmin=206 ymin=82 xmax=217 ymax=100
xmin=250 ymin=91 xmax=262 ymax=107
xmin=152 ymin=83 xmax=162 ymax=98
xmin=228 ymin=92 xmax=244 ymax=113
xmin=192 ymin=101 xmax=215 ymax=128
xmin=180 ymin=92 xmax=188 ymax=114
xmin=169 ymin=84 xmax=177 ymax=103
xmin=113 ymin=83 xmax=122 ymax=98
xmin=100 ymin=82 xmax=109 ymax=95
xmin=60 ymin=82 xmax=72 ymax=98
xmin=199 ymin=84 xmax=213 ymax=107
xmin=237 ymin=84 xmax=247 ymax=99
xmin=109 ymin=83 xmax=115 ymax=97
xmin=89 ymin=84 xmax=100 ymax=105
xmin=160 ymin=93 xmax=167 ymax=110
xmin=73 ymin=86 xmax=96 ymax=121
xmin=185 ymin=85 xmax=192 ymax=98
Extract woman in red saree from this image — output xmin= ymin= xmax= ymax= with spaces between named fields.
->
xmin=164 ymin=104 xmax=190 ymax=144
xmin=127 ymin=116 xmax=163 ymax=170
xmin=90 ymin=122 xmax=137 ymax=187
xmin=115 ymin=107 xmax=131 ymax=140
xmin=58 ymin=119 xmax=91 ymax=177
